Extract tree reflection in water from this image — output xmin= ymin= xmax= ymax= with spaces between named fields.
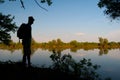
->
xmin=49 ymin=49 xmax=110 ymax=80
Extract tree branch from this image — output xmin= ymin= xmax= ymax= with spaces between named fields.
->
xmin=34 ymin=0 xmax=48 ymax=12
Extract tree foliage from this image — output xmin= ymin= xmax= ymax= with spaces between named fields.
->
xmin=0 ymin=0 xmax=52 ymax=9
xmin=50 ymin=52 xmax=102 ymax=80
xmin=40 ymin=0 xmax=52 ymax=6
xmin=0 ymin=13 xmax=17 ymax=45
xmin=98 ymin=0 xmax=120 ymax=20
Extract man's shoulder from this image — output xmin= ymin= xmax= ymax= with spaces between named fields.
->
xmin=21 ymin=23 xmax=27 ymax=26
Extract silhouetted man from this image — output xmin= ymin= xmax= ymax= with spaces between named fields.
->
xmin=22 ymin=16 xmax=34 ymax=67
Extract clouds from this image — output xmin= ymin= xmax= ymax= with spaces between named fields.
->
xmin=73 ymin=30 xmax=120 ymax=42
xmin=75 ymin=32 xmax=85 ymax=36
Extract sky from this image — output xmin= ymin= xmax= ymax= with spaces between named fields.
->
xmin=0 ymin=0 xmax=120 ymax=43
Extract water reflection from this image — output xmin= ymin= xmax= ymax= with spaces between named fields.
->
xmin=0 ymin=49 xmax=22 ymax=62
xmin=99 ymin=48 xmax=109 ymax=56
xmin=49 ymin=49 xmax=102 ymax=80
xmin=0 ymin=48 xmax=120 ymax=80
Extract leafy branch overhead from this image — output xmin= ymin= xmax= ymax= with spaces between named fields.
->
xmin=98 ymin=0 xmax=120 ymax=20
xmin=0 ymin=0 xmax=52 ymax=10
xmin=40 ymin=0 xmax=52 ymax=6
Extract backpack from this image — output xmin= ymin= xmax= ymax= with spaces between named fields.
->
xmin=17 ymin=23 xmax=26 ymax=39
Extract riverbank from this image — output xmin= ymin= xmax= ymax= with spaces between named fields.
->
xmin=0 ymin=61 xmax=80 ymax=80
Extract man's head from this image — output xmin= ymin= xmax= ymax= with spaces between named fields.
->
xmin=28 ymin=16 xmax=34 ymax=25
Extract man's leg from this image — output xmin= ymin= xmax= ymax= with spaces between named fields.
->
xmin=27 ymin=49 xmax=31 ymax=66
xmin=27 ymin=39 xmax=31 ymax=67
xmin=22 ymin=45 xmax=27 ymax=66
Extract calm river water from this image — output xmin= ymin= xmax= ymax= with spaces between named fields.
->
xmin=0 ymin=49 xmax=120 ymax=80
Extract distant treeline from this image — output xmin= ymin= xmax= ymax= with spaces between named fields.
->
xmin=0 ymin=37 xmax=120 ymax=51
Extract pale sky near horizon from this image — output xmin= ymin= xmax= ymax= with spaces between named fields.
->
xmin=0 ymin=0 xmax=120 ymax=43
